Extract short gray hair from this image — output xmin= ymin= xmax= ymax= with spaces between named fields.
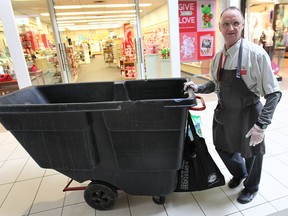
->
xmin=220 ymin=6 xmax=244 ymax=20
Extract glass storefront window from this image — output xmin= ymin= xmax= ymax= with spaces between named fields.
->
xmin=246 ymin=3 xmax=275 ymax=48
xmin=140 ymin=0 xmax=169 ymax=78
xmin=246 ymin=2 xmax=284 ymax=76
xmin=0 ymin=19 xmax=19 ymax=95
xmin=10 ymin=1 xmax=61 ymax=86
xmin=0 ymin=25 xmax=13 ymax=74
xmin=273 ymin=4 xmax=286 ymax=71
xmin=273 ymin=4 xmax=288 ymax=50
xmin=6 ymin=0 xmax=173 ymax=83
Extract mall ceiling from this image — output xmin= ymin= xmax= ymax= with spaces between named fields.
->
xmin=10 ymin=0 xmax=288 ymax=31
xmin=11 ymin=0 xmax=167 ymax=31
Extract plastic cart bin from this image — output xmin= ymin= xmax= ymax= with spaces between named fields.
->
xmin=0 ymin=78 xmax=196 ymax=210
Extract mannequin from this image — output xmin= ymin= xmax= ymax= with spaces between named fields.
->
xmin=260 ymin=23 xmax=274 ymax=60
xmin=250 ymin=16 xmax=262 ymax=44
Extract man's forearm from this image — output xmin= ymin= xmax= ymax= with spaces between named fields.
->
xmin=258 ymin=91 xmax=282 ymax=125
xmin=197 ymin=80 xmax=216 ymax=93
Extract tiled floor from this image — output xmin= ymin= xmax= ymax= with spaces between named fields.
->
xmin=0 ymin=56 xmax=288 ymax=216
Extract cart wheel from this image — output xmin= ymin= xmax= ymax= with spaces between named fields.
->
xmin=84 ymin=182 xmax=118 ymax=210
xmin=152 ymin=196 xmax=165 ymax=205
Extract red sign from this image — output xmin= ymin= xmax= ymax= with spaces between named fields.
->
xmin=180 ymin=32 xmax=197 ymax=62
xmin=178 ymin=1 xmax=197 ymax=32
xmin=123 ymin=23 xmax=134 ymax=55
xmin=197 ymin=31 xmax=215 ymax=60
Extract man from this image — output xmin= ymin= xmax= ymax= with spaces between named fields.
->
xmin=184 ymin=6 xmax=281 ymax=204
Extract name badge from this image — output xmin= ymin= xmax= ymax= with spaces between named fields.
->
xmin=241 ymin=69 xmax=247 ymax=75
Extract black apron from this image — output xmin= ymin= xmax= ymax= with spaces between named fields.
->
xmin=213 ymin=39 xmax=265 ymax=158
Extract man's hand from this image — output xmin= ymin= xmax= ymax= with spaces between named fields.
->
xmin=184 ymin=81 xmax=199 ymax=92
xmin=245 ymin=124 xmax=265 ymax=146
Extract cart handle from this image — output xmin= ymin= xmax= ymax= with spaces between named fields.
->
xmin=189 ymin=95 xmax=206 ymax=111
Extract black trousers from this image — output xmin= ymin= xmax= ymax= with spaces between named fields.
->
xmin=217 ymin=150 xmax=263 ymax=193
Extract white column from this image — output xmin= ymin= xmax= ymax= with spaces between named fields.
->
xmin=0 ymin=0 xmax=32 ymax=88
xmin=168 ymin=0 xmax=181 ymax=77
xmin=222 ymin=0 xmax=241 ymax=8
xmin=228 ymin=0 xmax=240 ymax=8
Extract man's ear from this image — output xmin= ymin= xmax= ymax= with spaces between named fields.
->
xmin=241 ymin=22 xmax=245 ymax=31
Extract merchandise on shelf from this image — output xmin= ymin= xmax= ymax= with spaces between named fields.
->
xmin=66 ymin=46 xmax=80 ymax=82
xmin=113 ymin=38 xmax=124 ymax=67
xmin=0 ymin=65 xmax=13 ymax=82
xmin=26 ymin=49 xmax=61 ymax=84
xmin=161 ymin=48 xmax=170 ymax=59
xmin=120 ymin=54 xmax=136 ymax=79
xmin=20 ymin=29 xmax=40 ymax=53
xmin=103 ymin=38 xmax=115 ymax=63
xmin=125 ymin=65 xmax=136 ymax=79
xmin=143 ymin=26 xmax=170 ymax=55
xmin=41 ymin=34 xmax=49 ymax=48
xmin=104 ymin=45 xmax=114 ymax=64
xmin=0 ymin=46 xmax=13 ymax=72
xmin=90 ymin=41 xmax=102 ymax=56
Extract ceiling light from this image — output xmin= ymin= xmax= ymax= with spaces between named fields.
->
xmin=88 ymin=19 xmax=135 ymax=24
xmin=57 ymin=20 xmax=101 ymax=24
xmin=54 ymin=3 xmax=151 ymax=10
xmin=54 ymin=5 xmax=81 ymax=9
xmin=56 ymin=14 xmax=136 ymax=20
xmin=57 ymin=18 xmax=134 ymax=24
xmin=40 ymin=10 xmax=141 ymax=16
xmin=66 ymin=24 xmax=122 ymax=31
xmin=12 ymin=0 xmax=41 ymax=1
xmin=57 ymin=23 xmax=75 ymax=26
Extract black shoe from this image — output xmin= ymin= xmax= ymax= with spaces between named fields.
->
xmin=228 ymin=176 xmax=245 ymax=189
xmin=237 ymin=188 xmax=257 ymax=204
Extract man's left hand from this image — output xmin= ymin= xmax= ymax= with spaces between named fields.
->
xmin=245 ymin=124 xmax=265 ymax=146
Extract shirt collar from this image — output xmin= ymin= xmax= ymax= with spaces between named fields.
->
xmin=222 ymin=39 xmax=242 ymax=57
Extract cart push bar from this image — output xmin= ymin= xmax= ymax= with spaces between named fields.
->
xmin=185 ymin=88 xmax=206 ymax=111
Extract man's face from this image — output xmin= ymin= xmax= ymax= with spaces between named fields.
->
xmin=219 ymin=9 xmax=244 ymax=49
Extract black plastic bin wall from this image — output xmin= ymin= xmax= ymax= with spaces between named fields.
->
xmin=0 ymin=78 xmax=196 ymax=196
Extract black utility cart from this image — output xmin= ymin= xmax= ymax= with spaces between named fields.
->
xmin=0 ymin=78 xmax=197 ymax=210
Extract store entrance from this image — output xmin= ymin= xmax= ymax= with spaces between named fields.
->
xmin=53 ymin=0 xmax=140 ymax=82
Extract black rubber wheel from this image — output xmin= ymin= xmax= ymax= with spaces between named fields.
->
xmin=152 ymin=196 xmax=166 ymax=205
xmin=84 ymin=182 xmax=118 ymax=210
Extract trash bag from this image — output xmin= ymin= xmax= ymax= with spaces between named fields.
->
xmin=175 ymin=113 xmax=225 ymax=192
